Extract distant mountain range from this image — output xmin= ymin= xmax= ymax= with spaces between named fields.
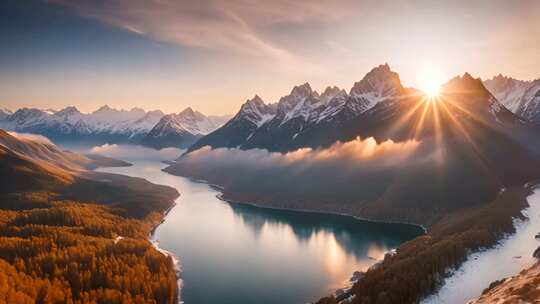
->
xmin=0 ymin=105 xmax=230 ymax=148
xmin=3 ymin=67 xmax=539 ymax=153
xmin=142 ymin=107 xmax=230 ymax=149
xmin=188 ymin=64 xmax=540 ymax=154
xmin=484 ymin=74 xmax=540 ymax=123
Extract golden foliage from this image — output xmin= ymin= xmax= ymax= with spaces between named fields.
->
xmin=0 ymin=193 xmax=178 ymax=304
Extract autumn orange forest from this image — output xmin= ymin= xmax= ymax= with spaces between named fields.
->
xmin=2 ymin=1 xmax=540 ymax=304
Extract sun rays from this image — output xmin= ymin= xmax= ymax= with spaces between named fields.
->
xmin=380 ymin=86 xmax=504 ymax=184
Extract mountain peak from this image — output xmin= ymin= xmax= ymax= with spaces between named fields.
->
xmin=290 ymin=82 xmax=314 ymax=97
xmin=55 ymin=106 xmax=81 ymax=116
xmin=443 ymin=73 xmax=488 ymax=94
xmin=247 ymin=95 xmax=266 ymax=105
xmin=320 ymin=86 xmax=346 ymax=104
xmin=322 ymin=86 xmax=342 ymax=96
xmin=180 ymin=107 xmax=195 ymax=115
xmin=350 ymin=63 xmax=403 ymax=96
xmin=241 ymin=95 xmax=274 ymax=113
xmin=96 ymin=105 xmax=112 ymax=112
xmin=177 ymin=107 xmax=207 ymax=122
xmin=130 ymin=107 xmax=146 ymax=116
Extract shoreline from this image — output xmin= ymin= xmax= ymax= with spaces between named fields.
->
xmin=166 ymin=171 xmax=428 ymax=233
xmin=166 ymin=169 xmax=540 ymax=303
xmin=160 ymin=171 xmax=427 ymax=302
xmin=95 ymin=163 xmax=184 ymax=304
xmin=216 ymin=193 xmax=428 ymax=233
xmin=149 ymin=196 xmax=184 ymax=304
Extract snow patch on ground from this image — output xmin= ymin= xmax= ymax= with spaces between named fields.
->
xmin=421 ymin=186 xmax=540 ymax=304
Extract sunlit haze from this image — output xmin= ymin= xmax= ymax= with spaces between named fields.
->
xmin=1 ymin=0 xmax=539 ymax=115
xmin=417 ymin=65 xmax=445 ymax=98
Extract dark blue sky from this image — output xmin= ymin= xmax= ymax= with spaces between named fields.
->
xmin=1 ymin=1 xmax=185 ymax=74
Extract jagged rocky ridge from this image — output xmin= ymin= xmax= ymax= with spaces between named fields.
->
xmin=142 ymin=107 xmax=230 ymax=149
xmin=188 ymin=64 xmax=537 ymax=155
xmin=188 ymin=64 xmax=410 ymax=153
xmin=484 ymin=74 xmax=540 ymax=124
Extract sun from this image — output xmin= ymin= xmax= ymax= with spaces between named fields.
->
xmin=417 ymin=66 xmax=446 ymax=99
xmin=421 ymin=80 xmax=442 ymax=98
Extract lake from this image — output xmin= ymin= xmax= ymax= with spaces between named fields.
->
xmin=97 ymin=157 xmax=423 ymax=304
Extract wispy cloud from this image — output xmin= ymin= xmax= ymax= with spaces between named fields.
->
xmin=51 ymin=0 xmax=352 ymax=71
xmin=8 ymin=131 xmax=54 ymax=145
xmin=90 ymin=143 xmax=182 ymax=161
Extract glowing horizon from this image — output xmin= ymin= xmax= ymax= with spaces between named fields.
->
xmin=1 ymin=0 xmax=539 ymax=115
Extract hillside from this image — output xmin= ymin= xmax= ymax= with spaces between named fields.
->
xmin=471 ymin=261 xmax=540 ymax=304
xmin=316 ymin=186 xmax=533 ymax=304
xmin=0 ymin=129 xmax=180 ymax=303
xmin=168 ymin=70 xmax=540 ymax=226
xmin=166 ymin=68 xmax=540 ymax=303
xmin=0 ymin=130 xmax=131 ymax=170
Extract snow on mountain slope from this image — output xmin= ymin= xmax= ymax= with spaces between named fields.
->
xmin=0 ymin=109 xmax=13 ymax=120
xmin=235 ymin=95 xmax=278 ymax=127
xmin=484 ymin=75 xmax=540 ymax=123
xmin=0 ymin=106 xmax=164 ymax=144
xmin=184 ymin=96 xmax=277 ymax=152
xmin=142 ymin=107 xmax=230 ymax=149
xmin=188 ymin=63 xmax=407 ymax=153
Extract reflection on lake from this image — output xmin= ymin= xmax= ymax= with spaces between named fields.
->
xmin=97 ymin=159 xmax=422 ymax=304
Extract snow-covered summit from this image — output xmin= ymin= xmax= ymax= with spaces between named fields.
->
xmin=142 ymin=107 xmax=230 ymax=149
xmin=484 ymin=75 xmax=540 ymax=123
xmin=0 ymin=105 xmax=165 ymax=142
xmin=188 ymin=63 xmax=407 ymax=153
xmin=236 ymin=95 xmax=277 ymax=127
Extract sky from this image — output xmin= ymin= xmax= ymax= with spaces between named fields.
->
xmin=1 ymin=0 xmax=539 ymax=115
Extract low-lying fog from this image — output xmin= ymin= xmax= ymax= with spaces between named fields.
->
xmin=64 ymin=143 xmax=184 ymax=162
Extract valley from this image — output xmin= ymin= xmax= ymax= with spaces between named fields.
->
xmin=2 ymin=64 xmax=540 ymax=304
xmin=4 ymin=2 xmax=540 ymax=303
xmin=0 ymin=131 xmax=179 ymax=303
xmin=96 ymin=158 xmax=423 ymax=304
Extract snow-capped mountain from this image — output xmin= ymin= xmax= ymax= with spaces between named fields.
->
xmin=172 ymin=70 xmax=540 ymax=233
xmin=188 ymin=63 xmax=406 ymax=153
xmin=0 ymin=109 xmax=13 ymax=120
xmin=0 ymin=106 xmax=164 ymax=144
xmin=142 ymin=107 xmax=230 ymax=149
xmin=183 ymin=95 xmax=278 ymax=151
xmin=484 ymin=75 xmax=540 ymax=123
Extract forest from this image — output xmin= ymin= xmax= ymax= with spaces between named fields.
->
xmin=316 ymin=186 xmax=532 ymax=304
xmin=0 ymin=138 xmax=180 ymax=304
xmin=0 ymin=191 xmax=178 ymax=304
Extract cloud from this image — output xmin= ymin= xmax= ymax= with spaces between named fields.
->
xmin=90 ymin=144 xmax=182 ymax=161
xmin=51 ymin=0 xmax=352 ymax=71
xmin=167 ymin=137 xmax=435 ymax=205
xmin=185 ymin=137 xmax=420 ymax=168
xmin=8 ymin=131 xmax=54 ymax=145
